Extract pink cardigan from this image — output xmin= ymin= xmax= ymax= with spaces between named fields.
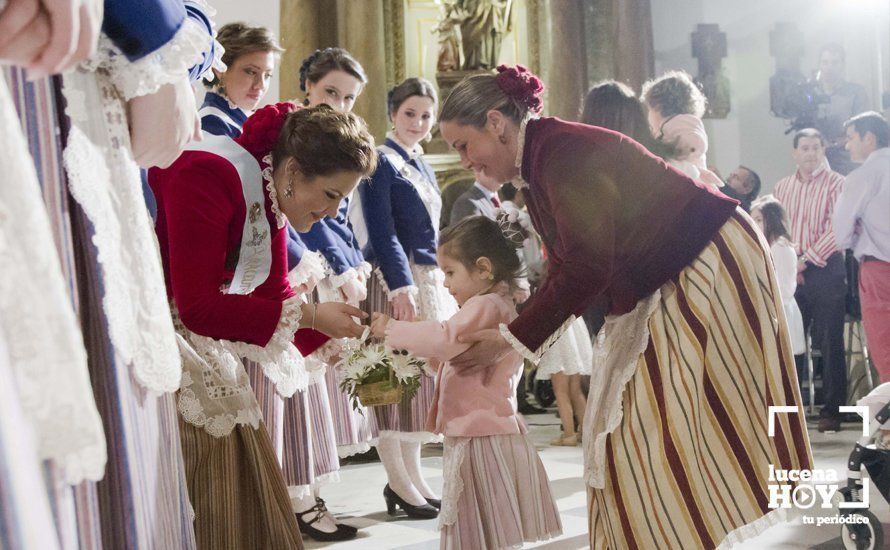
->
xmin=385 ymin=291 xmax=526 ymax=438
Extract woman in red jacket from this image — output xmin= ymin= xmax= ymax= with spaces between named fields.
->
xmin=439 ymin=66 xmax=812 ymax=549
xmin=149 ymin=103 xmax=376 ymax=549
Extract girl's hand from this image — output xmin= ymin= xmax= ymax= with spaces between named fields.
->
xmin=390 ymin=292 xmax=416 ymax=321
xmin=451 ymin=329 xmax=511 ymax=369
xmin=370 ymin=312 xmax=391 ymax=339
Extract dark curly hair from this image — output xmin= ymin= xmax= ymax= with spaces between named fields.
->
xmin=272 ymin=104 xmax=377 ymax=178
xmin=438 ymin=214 xmax=526 ymax=288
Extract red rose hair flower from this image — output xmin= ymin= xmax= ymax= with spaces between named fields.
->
xmin=237 ymin=101 xmax=300 ymax=160
xmin=494 ymin=64 xmax=545 ymax=114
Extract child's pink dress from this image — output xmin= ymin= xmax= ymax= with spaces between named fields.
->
xmin=386 ymin=287 xmax=563 ymax=549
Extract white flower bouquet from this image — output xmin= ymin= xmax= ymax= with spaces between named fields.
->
xmin=337 ymin=329 xmax=424 ymax=410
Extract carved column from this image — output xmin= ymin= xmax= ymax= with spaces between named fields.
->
xmin=338 ymin=0 xmax=389 ymax=140
xmin=279 ymin=0 xmax=336 ymax=102
xmin=548 ymin=0 xmax=587 ymax=119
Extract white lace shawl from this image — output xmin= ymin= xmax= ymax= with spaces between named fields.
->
xmin=58 ymin=17 xmax=217 ymax=394
xmin=0 ymin=78 xmax=106 ymax=484
xmin=582 ymin=291 xmax=660 ymax=489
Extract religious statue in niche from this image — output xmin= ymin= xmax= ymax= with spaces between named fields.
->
xmin=434 ymin=0 xmax=464 ymax=72
xmin=434 ymin=0 xmax=514 ymax=72
xmin=691 ymin=23 xmax=730 ymax=118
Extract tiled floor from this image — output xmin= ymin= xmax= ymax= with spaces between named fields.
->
xmin=308 ymin=412 xmax=890 ymax=549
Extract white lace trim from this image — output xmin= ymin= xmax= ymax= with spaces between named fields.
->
xmin=370 ymin=430 xmax=444 ymax=446
xmin=337 ymin=441 xmax=372 ymax=458
xmin=715 ymin=507 xmax=794 ymax=550
xmin=374 ymin=267 xmax=418 ymax=299
xmin=409 ymin=263 xmax=458 ymax=322
xmin=287 ymin=471 xmax=343 ymax=499
xmin=0 ymin=79 xmax=107 ymax=485
xmin=84 ymin=16 xmax=212 ymax=100
xmin=62 ymin=68 xmax=182 ymax=394
xmin=439 ymin=437 xmax=469 ymax=528
xmin=261 ymin=154 xmax=287 ymax=229
xmin=582 ymin=291 xmax=660 ymax=489
xmin=181 ymin=297 xmax=307 ymax=398
xmin=304 ymin=353 xmax=328 ymax=386
xmin=311 ymin=338 xmax=344 ymax=365
xmin=511 ymin=115 xmax=535 ymax=189
xmin=287 ymin=249 xmax=326 ymax=294
xmin=327 ymin=261 xmax=371 ymax=289
xmin=499 ymin=314 xmax=576 ymax=365
xmin=177 ymin=370 xmax=263 ymax=438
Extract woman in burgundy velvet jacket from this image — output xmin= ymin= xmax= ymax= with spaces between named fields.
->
xmin=149 ymin=102 xmax=376 ymax=548
xmin=439 ymin=66 xmax=812 ymax=550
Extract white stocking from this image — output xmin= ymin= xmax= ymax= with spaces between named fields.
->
xmin=400 ymin=440 xmax=438 ymax=500
xmin=377 ymin=433 xmax=427 ymax=506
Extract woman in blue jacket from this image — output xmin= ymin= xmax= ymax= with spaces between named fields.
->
xmin=352 ymin=77 xmax=457 ymax=518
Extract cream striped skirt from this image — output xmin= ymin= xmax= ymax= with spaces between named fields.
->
xmin=584 ymin=210 xmax=812 ymax=549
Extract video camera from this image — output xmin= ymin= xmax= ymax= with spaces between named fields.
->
xmin=770 ymin=73 xmax=831 ymax=134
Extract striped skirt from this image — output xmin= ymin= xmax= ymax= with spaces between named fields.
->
xmin=584 ymin=210 xmax=813 ymax=549
xmin=365 ymin=264 xmax=454 ymax=442
xmin=324 ymin=363 xmax=378 ymax=457
xmin=440 ymin=434 xmax=562 ymax=549
xmin=248 ymin=363 xmax=341 ymax=494
xmin=178 ymin=416 xmax=303 ymax=549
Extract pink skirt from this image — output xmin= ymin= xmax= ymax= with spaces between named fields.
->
xmin=440 ymin=434 xmax=562 ymax=549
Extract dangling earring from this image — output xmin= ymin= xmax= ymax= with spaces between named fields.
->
xmin=498 ymin=134 xmax=507 ymax=144
xmin=284 ymin=176 xmax=295 ymax=198
xmin=484 ymin=272 xmax=494 ymax=280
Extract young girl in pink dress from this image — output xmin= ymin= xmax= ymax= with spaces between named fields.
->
xmin=370 ymin=214 xmax=562 ymax=549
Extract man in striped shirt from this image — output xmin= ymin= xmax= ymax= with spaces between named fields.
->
xmin=775 ymin=128 xmax=847 ymax=433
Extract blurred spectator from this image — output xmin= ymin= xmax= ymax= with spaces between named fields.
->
xmin=449 ymin=170 xmax=502 ymax=225
xmin=834 ymin=112 xmax=890 ymax=381
xmin=724 ymin=165 xmax=762 ymax=212
xmin=803 ymin=43 xmax=871 ymax=175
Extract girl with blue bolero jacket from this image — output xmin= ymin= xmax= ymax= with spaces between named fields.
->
xmin=350 ymin=77 xmax=458 ymax=518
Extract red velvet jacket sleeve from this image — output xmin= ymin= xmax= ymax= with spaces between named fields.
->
xmin=506 ymin=140 xmax=617 ymax=356
xmin=156 ymin=155 xmax=284 ymax=346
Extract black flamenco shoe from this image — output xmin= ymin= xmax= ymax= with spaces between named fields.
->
xmin=383 ymin=484 xmax=439 ymax=519
xmin=296 ymin=500 xmax=357 ymax=542
xmin=425 ymin=497 xmax=441 ymax=510
xmin=315 ymin=497 xmax=358 ymax=535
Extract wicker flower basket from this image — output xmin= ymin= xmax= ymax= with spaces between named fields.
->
xmin=356 ymin=379 xmax=403 ymax=407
